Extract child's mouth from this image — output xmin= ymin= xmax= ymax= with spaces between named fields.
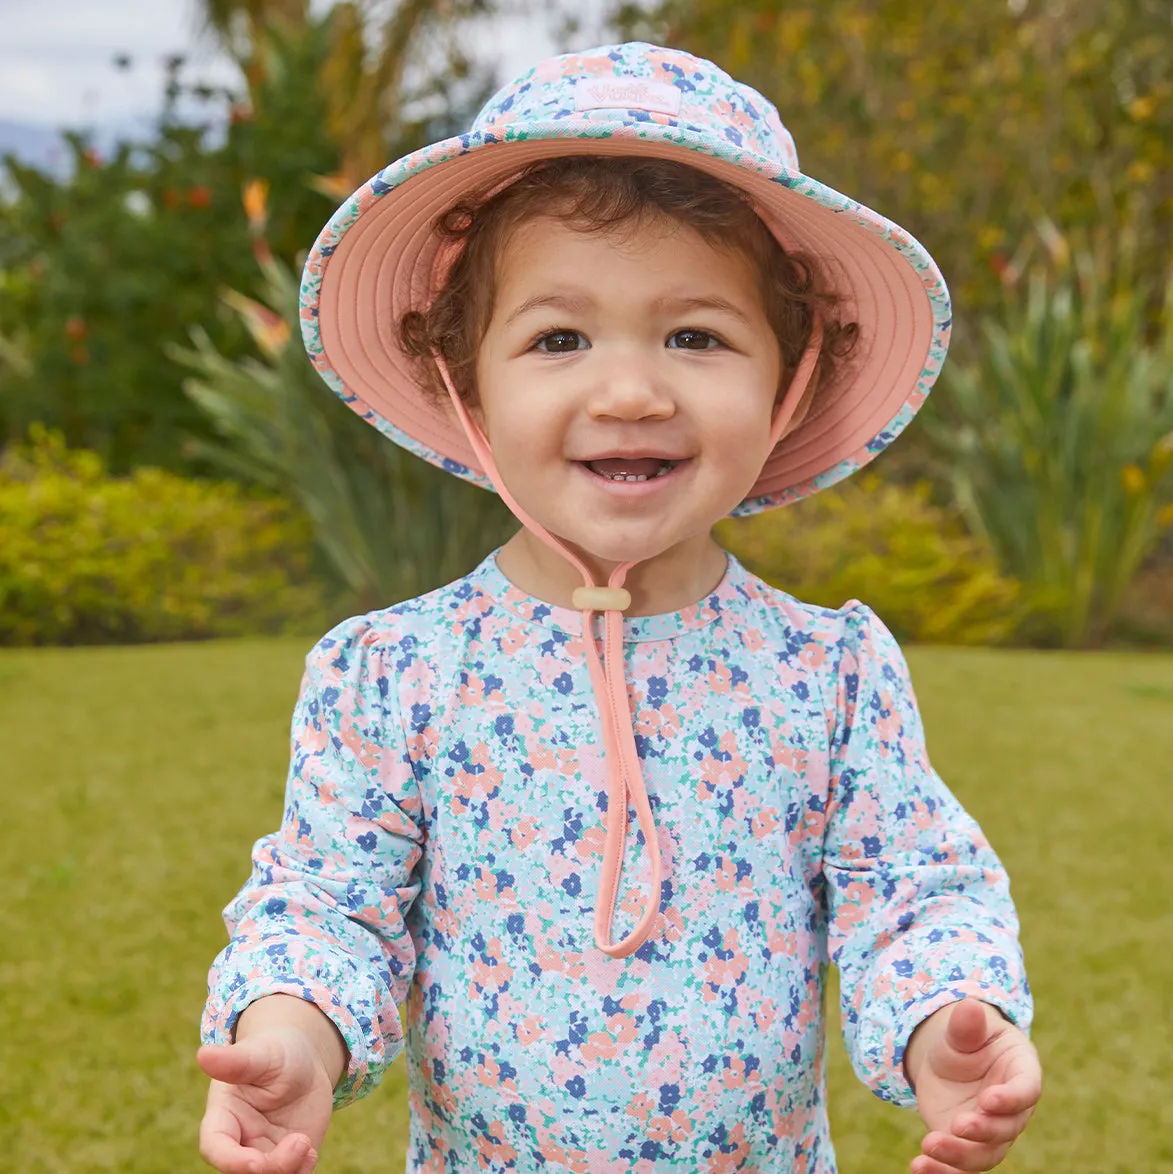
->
xmin=583 ymin=457 xmax=680 ymax=482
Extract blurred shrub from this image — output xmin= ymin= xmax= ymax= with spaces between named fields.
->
xmin=931 ymin=222 xmax=1173 ymax=648
xmin=0 ymin=427 xmax=324 ymax=646
xmin=173 ymin=252 xmax=515 ymax=614
xmin=0 ymin=22 xmax=342 ymax=476
xmin=642 ymin=0 xmax=1173 ymax=317
xmin=717 ymin=476 xmax=1023 ymax=646
xmin=0 ymin=8 xmax=499 ymax=478
xmin=1118 ymin=551 xmax=1173 ymax=646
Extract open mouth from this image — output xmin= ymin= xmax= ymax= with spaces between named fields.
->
xmin=583 ymin=457 xmax=681 ymax=482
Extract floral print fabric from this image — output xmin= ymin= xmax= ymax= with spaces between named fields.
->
xmin=203 ymin=553 xmax=1031 ymax=1172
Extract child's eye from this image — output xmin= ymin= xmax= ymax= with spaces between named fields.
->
xmin=667 ymin=329 xmax=721 ymax=350
xmin=534 ymin=330 xmax=590 ymax=353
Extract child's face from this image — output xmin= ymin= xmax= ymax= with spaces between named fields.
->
xmin=474 ymin=215 xmax=782 ymax=571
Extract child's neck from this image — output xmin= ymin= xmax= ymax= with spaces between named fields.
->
xmin=495 ymin=528 xmax=729 ymax=617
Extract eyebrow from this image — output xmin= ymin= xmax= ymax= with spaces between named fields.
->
xmin=650 ymin=295 xmax=753 ymax=326
xmin=503 ymin=293 xmax=595 ymax=327
xmin=501 ymin=291 xmax=753 ymax=328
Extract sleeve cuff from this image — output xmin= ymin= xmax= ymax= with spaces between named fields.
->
xmin=201 ymin=975 xmax=385 ymax=1109
xmin=866 ymin=980 xmax=1034 ymax=1108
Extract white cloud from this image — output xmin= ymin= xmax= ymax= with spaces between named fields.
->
xmin=0 ymin=0 xmax=238 ymax=127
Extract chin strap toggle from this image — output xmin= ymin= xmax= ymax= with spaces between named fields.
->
xmin=571 ymin=586 xmax=632 ymax=613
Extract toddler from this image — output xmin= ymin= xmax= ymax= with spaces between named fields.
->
xmin=197 ymin=42 xmax=1040 ymax=1174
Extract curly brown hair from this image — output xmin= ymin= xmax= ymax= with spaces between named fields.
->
xmin=399 ymin=156 xmax=859 ymax=418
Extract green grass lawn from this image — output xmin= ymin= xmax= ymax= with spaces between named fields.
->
xmin=2 ymin=637 xmax=1172 ymax=1173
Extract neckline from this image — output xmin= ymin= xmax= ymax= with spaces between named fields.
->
xmin=473 ymin=548 xmax=745 ymax=643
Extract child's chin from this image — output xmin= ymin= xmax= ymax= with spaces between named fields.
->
xmin=561 ymin=530 xmax=676 ymax=568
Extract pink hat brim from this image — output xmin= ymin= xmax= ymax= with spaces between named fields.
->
xmin=301 ymin=121 xmax=949 ymax=514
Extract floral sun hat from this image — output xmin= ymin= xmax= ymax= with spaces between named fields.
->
xmin=300 ymin=41 xmax=951 ymax=518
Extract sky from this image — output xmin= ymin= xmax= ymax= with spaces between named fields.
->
xmin=0 ymin=0 xmax=237 ymax=131
xmin=0 ymin=0 xmax=609 ymax=133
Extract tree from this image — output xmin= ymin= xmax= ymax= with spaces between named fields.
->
xmin=198 ymin=0 xmax=495 ymax=188
xmin=0 ymin=33 xmax=341 ymax=473
xmin=624 ymin=0 xmax=1173 ymax=327
xmin=0 ymin=0 xmax=494 ymax=473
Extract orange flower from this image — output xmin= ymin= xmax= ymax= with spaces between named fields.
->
xmin=242 ymin=178 xmax=269 ymax=232
xmin=751 ymin=809 xmax=778 ymax=839
xmin=626 ymin=1091 xmax=655 ymax=1120
xmin=516 ymin=1014 xmax=543 ymax=1045
xmin=308 ymin=172 xmax=355 ymax=201
xmin=221 ymin=289 xmax=291 ymax=359
xmin=188 ymin=185 xmax=212 ymax=209
xmin=510 ymin=817 xmax=539 ymax=851
xmin=1121 ymin=464 xmax=1145 ymax=495
xmin=575 ymin=825 xmax=606 ymax=858
xmin=580 ymin=1030 xmax=617 ymax=1062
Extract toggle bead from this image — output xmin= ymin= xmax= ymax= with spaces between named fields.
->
xmin=571 ymin=586 xmax=632 ymax=612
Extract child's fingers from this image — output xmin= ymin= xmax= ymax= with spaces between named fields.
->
xmin=979 ymin=1070 xmax=1042 ymax=1115
xmin=198 ymin=1129 xmax=311 ymax=1174
xmin=918 ymin=1129 xmax=1008 ymax=1172
xmin=259 ymin=1135 xmax=315 ymax=1174
xmin=198 ymin=1040 xmax=283 ymax=1088
xmin=910 ymin=1155 xmax=969 ymax=1174
xmin=294 ymin=1144 xmax=320 ymax=1174
xmin=942 ymin=998 xmax=992 ymax=1054
xmin=952 ymin=1108 xmax=1033 ymax=1145
xmin=197 ymin=1118 xmax=255 ymax=1174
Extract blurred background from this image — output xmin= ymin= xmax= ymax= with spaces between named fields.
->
xmin=1 ymin=1 xmax=1171 ymax=1171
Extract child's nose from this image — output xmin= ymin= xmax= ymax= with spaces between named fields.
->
xmin=585 ymin=352 xmax=675 ymax=421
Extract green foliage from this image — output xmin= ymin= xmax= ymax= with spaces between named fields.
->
xmin=0 ymin=128 xmax=249 ymax=473
xmin=0 ymin=427 xmax=324 ymax=645
xmin=717 ymin=476 xmax=1023 ymax=646
xmin=0 ymin=25 xmax=341 ymax=475
xmin=0 ymin=4 xmax=500 ymax=479
xmin=633 ymin=0 xmax=1173 ymax=319
xmin=931 ymin=225 xmax=1173 ymax=648
xmin=173 ymin=256 xmax=515 ymax=612
xmin=200 ymin=0 xmax=497 ymax=189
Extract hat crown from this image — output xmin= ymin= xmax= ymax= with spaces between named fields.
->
xmin=472 ymin=42 xmax=800 ymax=171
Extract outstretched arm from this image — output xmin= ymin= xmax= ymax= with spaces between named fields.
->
xmin=822 ymin=605 xmax=1036 ymax=1167
xmin=199 ymin=614 xmax=426 ymax=1172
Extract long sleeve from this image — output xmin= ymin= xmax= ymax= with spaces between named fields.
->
xmin=201 ymin=615 xmax=424 ymax=1107
xmin=823 ymin=604 xmax=1032 ymax=1107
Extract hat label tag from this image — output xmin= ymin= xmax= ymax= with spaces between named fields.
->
xmin=574 ymin=78 xmax=682 ymax=117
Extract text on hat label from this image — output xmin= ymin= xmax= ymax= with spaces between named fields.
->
xmin=573 ymin=78 xmax=683 ymax=117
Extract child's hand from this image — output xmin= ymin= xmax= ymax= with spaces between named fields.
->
xmin=198 ymin=998 xmax=344 ymax=1174
xmin=904 ymin=997 xmax=1042 ymax=1174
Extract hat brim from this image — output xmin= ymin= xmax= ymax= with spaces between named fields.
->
xmin=301 ymin=119 xmax=950 ymax=515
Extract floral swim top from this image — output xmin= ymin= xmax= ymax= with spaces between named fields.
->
xmin=202 ymin=551 xmax=1032 ymax=1173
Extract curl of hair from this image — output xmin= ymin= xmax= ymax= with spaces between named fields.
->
xmin=398 ymin=157 xmax=860 ymax=414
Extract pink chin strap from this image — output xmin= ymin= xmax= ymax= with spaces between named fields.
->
xmin=432 ymin=321 xmax=823 ymax=958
